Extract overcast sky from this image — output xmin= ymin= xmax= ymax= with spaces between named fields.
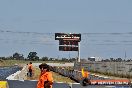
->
xmin=0 ymin=0 xmax=132 ymax=59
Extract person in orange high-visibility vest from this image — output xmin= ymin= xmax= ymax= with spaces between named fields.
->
xmin=37 ymin=63 xmax=53 ymax=88
xmin=28 ymin=62 xmax=33 ymax=77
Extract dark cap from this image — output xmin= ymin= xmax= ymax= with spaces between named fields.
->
xmin=39 ymin=63 xmax=49 ymax=70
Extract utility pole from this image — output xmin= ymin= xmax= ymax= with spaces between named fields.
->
xmin=125 ymin=51 xmax=127 ymax=60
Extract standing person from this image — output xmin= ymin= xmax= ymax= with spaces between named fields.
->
xmin=26 ymin=64 xmax=28 ymax=76
xmin=37 ymin=63 xmax=53 ymax=88
xmin=28 ymin=62 xmax=33 ymax=77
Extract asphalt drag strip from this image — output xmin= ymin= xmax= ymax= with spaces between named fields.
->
xmin=7 ymin=80 xmax=70 ymax=88
xmin=7 ymin=80 xmax=132 ymax=88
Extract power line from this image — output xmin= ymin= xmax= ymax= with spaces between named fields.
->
xmin=1 ymin=29 xmax=132 ymax=35
xmin=1 ymin=30 xmax=132 ymax=46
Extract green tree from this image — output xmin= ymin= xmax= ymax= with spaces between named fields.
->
xmin=42 ymin=57 xmax=48 ymax=61
xmin=69 ymin=58 xmax=76 ymax=62
xmin=116 ymin=58 xmax=122 ymax=62
xmin=49 ymin=58 xmax=54 ymax=61
xmin=13 ymin=52 xmax=24 ymax=60
xmin=110 ymin=58 xmax=114 ymax=62
xmin=0 ymin=57 xmax=6 ymax=60
xmin=61 ymin=58 xmax=68 ymax=62
xmin=27 ymin=52 xmax=39 ymax=61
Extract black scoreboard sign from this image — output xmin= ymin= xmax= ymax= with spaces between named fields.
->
xmin=55 ymin=33 xmax=81 ymax=51
xmin=55 ymin=33 xmax=81 ymax=41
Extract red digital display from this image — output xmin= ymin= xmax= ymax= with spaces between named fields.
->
xmin=59 ymin=46 xmax=78 ymax=51
xmin=59 ymin=40 xmax=78 ymax=45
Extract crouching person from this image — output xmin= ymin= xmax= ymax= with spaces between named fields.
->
xmin=37 ymin=63 xmax=53 ymax=88
xmin=80 ymin=68 xmax=91 ymax=86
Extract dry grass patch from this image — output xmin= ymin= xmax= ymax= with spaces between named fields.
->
xmin=26 ymin=68 xmax=40 ymax=80
xmin=26 ymin=68 xmax=75 ymax=83
xmin=52 ymin=71 xmax=75 ymax=83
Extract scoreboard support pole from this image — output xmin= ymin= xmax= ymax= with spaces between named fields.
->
xmin=78 ymin=42 xmax=80 ymax=62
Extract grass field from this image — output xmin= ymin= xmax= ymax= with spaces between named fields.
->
xmin=0 ymin=60 xmax=60 ymax=66
xmin=0 ymin=60 xmax=39 ymax=66
xmin=26 ymin=68 xmax=75 ymax=83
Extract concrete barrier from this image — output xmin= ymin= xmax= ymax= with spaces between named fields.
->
xmin=6 ymin=66 xmax=27 ymax=80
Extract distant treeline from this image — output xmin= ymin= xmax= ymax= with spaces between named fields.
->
xmin=0 ymin=52 xmax=131 ymax=62
xmin=101 ymin=58 xmax=132 ymax=62
xmin=88 ymin=57 xmax=132 ymax=62
xmin=0 ymin=52 xmax=76 ymax=62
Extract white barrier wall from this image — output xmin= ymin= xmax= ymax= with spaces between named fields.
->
xmin=46 ymin=63 xmax=74 ymax=67
xmin=32 ymin=63 xmax=74 ymax=67
xmin=6 ymin=66 xmax=27 ymax=80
